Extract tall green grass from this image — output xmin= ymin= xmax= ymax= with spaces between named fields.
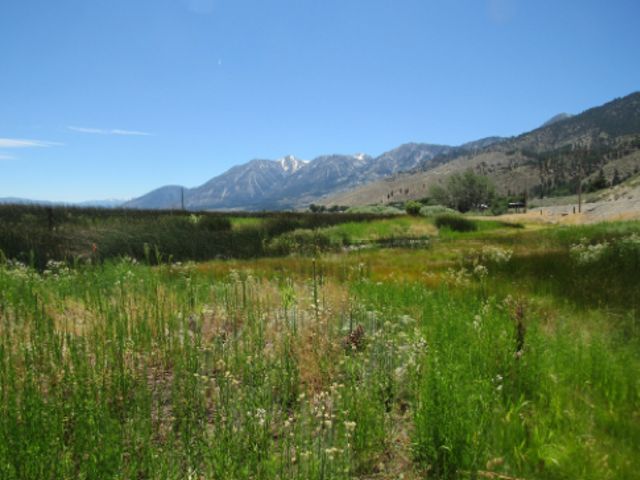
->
xmin=0 ymin=218 xmax=638 ymax=479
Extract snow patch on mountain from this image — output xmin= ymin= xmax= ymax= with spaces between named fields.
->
xmin=278 ymin=155 xmax=308 ymax=173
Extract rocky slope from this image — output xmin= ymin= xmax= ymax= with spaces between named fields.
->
xmin=124 ymin=144 xmax=460 ymax=210
xmin=325 ymin=92 xmax=640 ymax=207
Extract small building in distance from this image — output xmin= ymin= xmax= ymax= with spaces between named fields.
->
xmin=508 ymin=201 xmax=527 ymax=213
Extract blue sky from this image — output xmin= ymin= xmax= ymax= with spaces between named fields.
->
xmin=1 ymin=0 xmax=639 ymax=201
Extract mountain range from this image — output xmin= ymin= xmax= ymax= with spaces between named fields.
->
xmin=123 ymin=140 xmax=506 ymax=210
xmin=124 ymin=92 xmax=639 ymax=210
xmin=0 ymin=197 xmax=125 ymax=208
xmin=7 ymin=93 xmax=638 ymax=211
xmin=326 ymin=92 xmax=640 ymax=207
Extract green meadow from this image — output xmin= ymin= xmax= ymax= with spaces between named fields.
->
xmin=0 ymin=209 xmax=639 ymax=479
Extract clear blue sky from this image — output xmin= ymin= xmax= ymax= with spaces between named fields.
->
xmin=1 ymin=0 xmax=639 ymax=201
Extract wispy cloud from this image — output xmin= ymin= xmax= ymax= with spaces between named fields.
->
xmin=0 ymin=138 xmax=62 ymax=148
xmin=68 ymin=126 xmax=154 ymax=136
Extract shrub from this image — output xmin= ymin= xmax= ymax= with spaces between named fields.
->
xmin=419 ymin=205 xmax=458 ymax=217
xmin=489 ymin=198 xmax=509 ymax=215
xmin=198 ymin=215 xmax=232 ymax=232
xmin=266 ymin=230 xmax=338 ymax=256
xmin=404 ymin=201 xmax=422 ymax=216
xmin=430 ymin=170 xmax=496 ymax=213
xmin=346 ymin=205 xmax=405 ymax=215
xmin=435 ymin=214 xmax=477 ymax=232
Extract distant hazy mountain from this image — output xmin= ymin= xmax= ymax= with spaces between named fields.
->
xmin=415 ymin=137 xmax=508 ymax=171
xmin=275 ymin=154 xmax=372 ymax=205
xmin=187 ymin=157 xmax=308 ymax=209
xmin=0 ymin=197 xmax=56 ymax=206
xmin=76 ymin=199 xmax=125 ymax=208
xmin=124 ymin=146 xmax=461 ymax=210
xmin=0 ymin=197 xmax=125 ymax=208
xmin=123 ymin=185 xmax=186 ymax=210
xmin=123 ymin=140 xmax=508 ymax=210
xmin=460 ymin=136 xmax=507 ymax=151
xmin=540 ymin=113 xmax=573 ymax=128
xmin=365 ymin=143 xmax=453 ymax=177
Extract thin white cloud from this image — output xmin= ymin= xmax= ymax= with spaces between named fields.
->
xmin=0 ymin=154 xmax=16 ymax=160
xmin=0 ymin=138 xmax=62 ymax=148
xmin=67 ymin=126 xmax=107 ymax=135
xmin=68 ymin=126 xmax=154 ymax=136
xmin=110 ymin=129 xmax=154 ymax=136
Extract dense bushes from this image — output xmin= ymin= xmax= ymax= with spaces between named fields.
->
xmin=418 ymin=205 xmax=458 ymax=217
xmin=435 ymin=214 xmax=477 ymax=232
xmin=404 ymin=201 xmax=422 ymax=216
xmin=93 ymin=218 xmax=238 ymax=263
xmin=0 ymin=205 xmax=389 ymax=266
xmin=486 ymin=226 xmax=640 ymax=311
xmin=197 ymin=215 xmax=232 ymax=232
xmin=429 ymin=170 xmax=495 ymax=212
xmin=0 ymin=224 xmax=67 ymax=267
xmin=266 ymin=230 xmax=339 ymax=256
xmin=346 ymin=205 xmax=405 ymax=215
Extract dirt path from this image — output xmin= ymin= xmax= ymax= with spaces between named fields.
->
xmin=494 ymin=183 xmax=640 ymax=225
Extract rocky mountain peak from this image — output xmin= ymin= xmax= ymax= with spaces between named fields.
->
xmin=277 ymin=155 xmax=308 ymax=173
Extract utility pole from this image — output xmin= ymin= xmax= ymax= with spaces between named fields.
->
xmin=577 ymin=145 xmax=587 ymax=214
xmin=181 ymin=187 xmax=185 ymax=211
xmin=571 ymin=143 xmax=583 ymax=214
xmin=577 ymin=167 xmax=583 ymax=213
xmin=47 ymin=207 xmax=54 ymax=231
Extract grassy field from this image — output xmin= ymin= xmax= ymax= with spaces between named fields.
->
xmin=0 ymin=212 xmax=639 ymax=479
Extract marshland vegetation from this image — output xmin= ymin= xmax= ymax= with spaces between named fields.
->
xmin=0 ymin=206 xmax=638 ymax=479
